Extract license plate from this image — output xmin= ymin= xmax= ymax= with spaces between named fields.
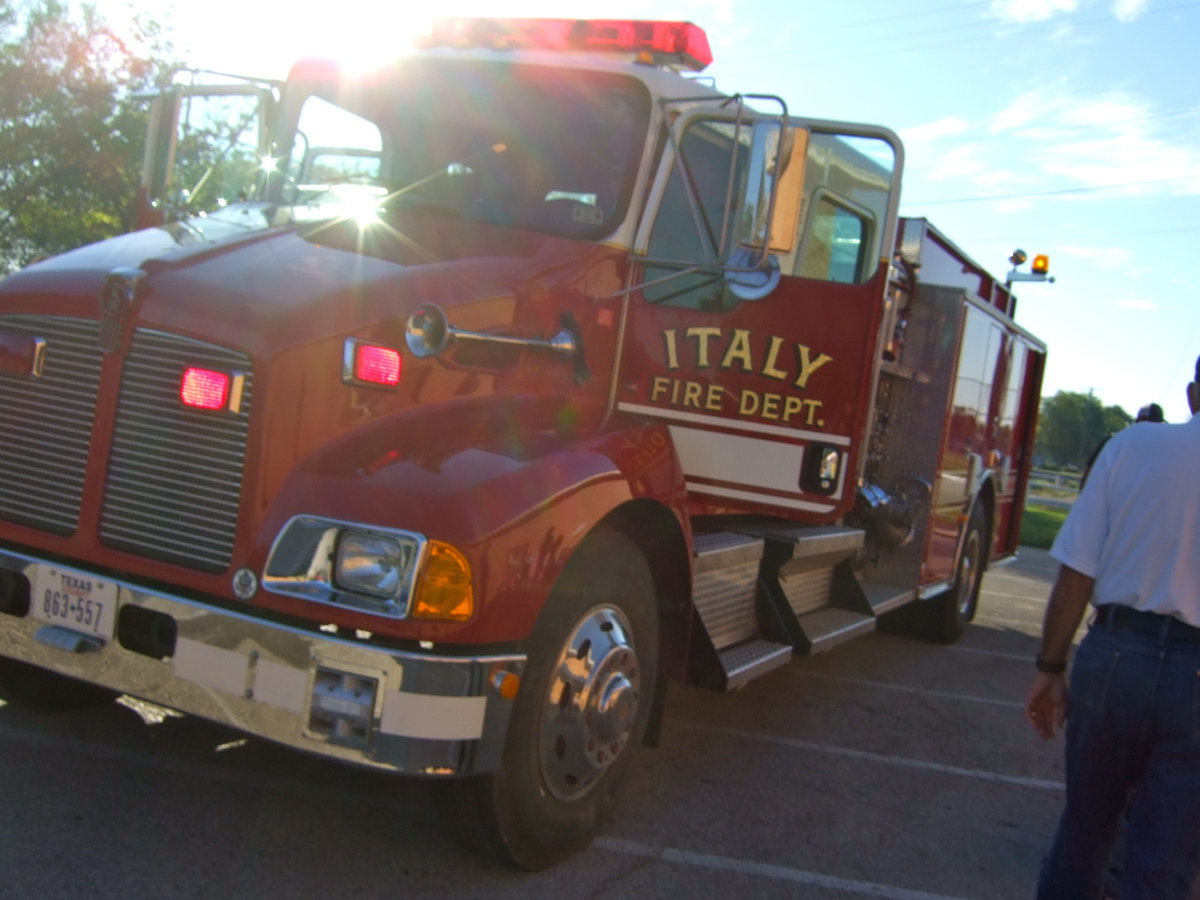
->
xmin=30 ymin=565 xmax=119 ymax=640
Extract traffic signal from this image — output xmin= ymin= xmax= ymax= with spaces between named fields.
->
xmin=1032 ymin=254 xmax=1050 ymax=275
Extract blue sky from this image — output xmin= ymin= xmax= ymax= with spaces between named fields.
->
xmin=99 ymin=0 xmax=1200 ymax=421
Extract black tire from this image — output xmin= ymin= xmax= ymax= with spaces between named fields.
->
xmin=454 ymin=528 xmax=659 ymax=870
xmin=924 ymin=504 xmax=988 ymax=644
xmin=0 ymin=658 xmax=116 ymax=711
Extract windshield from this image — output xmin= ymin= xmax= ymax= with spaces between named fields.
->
xmin=281 ymin=60 xmax=652 ymax=240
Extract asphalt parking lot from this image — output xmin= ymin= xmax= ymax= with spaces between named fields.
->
xmin=0 ymin=548 xmax=1064 ymax=899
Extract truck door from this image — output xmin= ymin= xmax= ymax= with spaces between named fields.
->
xmin=616 ymin=110 xmax=902 ymax=519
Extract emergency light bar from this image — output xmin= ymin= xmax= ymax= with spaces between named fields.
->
xmin=418 ymin=18 xmax=713 ymax=72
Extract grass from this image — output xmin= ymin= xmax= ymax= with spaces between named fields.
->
xmin=1019 ymin=504 xmax=1069 ymax=549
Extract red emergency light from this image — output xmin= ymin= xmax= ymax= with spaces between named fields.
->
xmin=354 ymin=344 xmax=402 ymax=386
xmin=418 ymin=18 xmax=713 ymax=72
xmin=343 ymin=338 xmax=402 ymax=388
xmin=180 ymin=367 xmax=231 ymax=411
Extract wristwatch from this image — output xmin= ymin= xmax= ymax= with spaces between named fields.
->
xmin=1035 ymin=655 xmax=1067 ymax=674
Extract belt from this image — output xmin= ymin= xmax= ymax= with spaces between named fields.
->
xmin=1096 ymin=605 xmax=1200 ymax=645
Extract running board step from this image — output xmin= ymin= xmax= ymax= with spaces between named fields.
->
xmin=794 ymin=607 xmax=876 ymax=655
xmin=859 ymin=581 xmax=915 ymax=616
xmin=692 ymin=531 xmax=765 ymax=652
xmin=690 ymin=530 xmax=794 ymax=692
xmin=718 ymin=639 xmax=794 ymax=692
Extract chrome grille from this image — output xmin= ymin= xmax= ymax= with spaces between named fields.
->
xmin=101 ymin=329 xmax=253 ymax=572
xmin=0 ymin=316 xmax=103 ymax=534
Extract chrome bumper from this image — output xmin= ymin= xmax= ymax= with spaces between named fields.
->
xmin=0 ymin=547 xmax=524 ymax=775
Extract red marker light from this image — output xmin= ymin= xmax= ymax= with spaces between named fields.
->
xmin=343 ymin=340 xmax=402 ymax=388
xmin=356 ymin=345 xmax=401 ymax=385
xmin=180 ymin=367 xmax=231 ymax=410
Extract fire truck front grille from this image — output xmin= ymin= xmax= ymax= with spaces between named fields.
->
xmin=100 ymin=329 xmax=253 ymax=572
xmin=0 ymin=316 xmax=104 ymax=535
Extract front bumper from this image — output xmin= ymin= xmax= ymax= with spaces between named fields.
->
xmin=0 ymin=547 xmax=524 ymax=775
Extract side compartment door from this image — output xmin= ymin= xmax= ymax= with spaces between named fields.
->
xmin=993 ymin=333 xmax=1045 ymax=554
xmin=615 ymin=111 xmax=902 ymax=519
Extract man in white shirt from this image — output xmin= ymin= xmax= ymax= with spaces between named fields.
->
xmin=1026 ymin=355 xmax=1200 ymax=898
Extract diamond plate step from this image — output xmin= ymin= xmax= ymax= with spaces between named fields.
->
xmin=718 ymin=639 xmax=793 ymax=691
xmin=794 ymin=607 xmax=876 ymax=655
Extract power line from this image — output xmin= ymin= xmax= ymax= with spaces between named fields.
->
xmin=787 ymin=1 xmax=1200 ymax=69
xmin=902 ymin=176 xmax=1197 ymax=206
xmin=785 ymin=0 xmax=992 ymax=36
xmin=952 ymin=224 xmax=1200 ymax=243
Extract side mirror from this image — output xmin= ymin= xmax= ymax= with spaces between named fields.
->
xmin=738 ymin=121 xmax=808 ymax=255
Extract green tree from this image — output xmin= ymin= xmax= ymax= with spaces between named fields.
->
xmin=1034 ymin=390 xmax=1132 ymax=468
xmin=0 ymin=0 xmax=172 ymax=272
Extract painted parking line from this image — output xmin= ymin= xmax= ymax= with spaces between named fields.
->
xmin=949 ymin=644 xmax=1040 ymax=663
xmin=797 ymin=670 xmax=1024 ymax=709
xmin=594 ymin=836 xmax=969 ymax=900
xmin=668 ymin=720 xmax=1063 ymax=792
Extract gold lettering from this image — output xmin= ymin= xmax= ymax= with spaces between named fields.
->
xmin=682 ymin=381 xmax=704 ymax=408
xmin=662 ymin=329 xmax=679 ymax=370
xmin=720 ymin=329 xmax=754 ymax=371
xmin=793 ymin=346 xmax=833 ymax=389
xmin=782 ymin=396 xmax=804 ymax=423
xmin=761 ymin=335 xmax=788 ymax=380
xmin=686 ymin=326 xmax=722 ymax=367
xmin=739 ymin=390 xmax=760 ymax=416
xmin=650 ymin=376 xmax=671 ymax=403
xmin=760 ymin=393 xmax=781 ymax=420
xmin=802 ymin=398 xmax=823 ymax=425
xmin=705 ymin=384 xmax=724 ymax=411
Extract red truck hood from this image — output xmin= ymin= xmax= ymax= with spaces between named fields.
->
xmin=1 ymin=206 xmax=563 ymax=351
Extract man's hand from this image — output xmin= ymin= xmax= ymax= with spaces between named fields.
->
xmin=1025 ymin=671 xmax=1068 ymax=740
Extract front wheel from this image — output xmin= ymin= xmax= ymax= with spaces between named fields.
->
xmin=454 ymin=528 xmax=659 ymax=870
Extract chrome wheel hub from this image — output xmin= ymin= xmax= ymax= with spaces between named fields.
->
xmin=539 ymin=604 xmax=640 ymax=802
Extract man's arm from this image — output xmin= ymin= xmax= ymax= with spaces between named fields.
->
xmin=1024 ymin=564 xmax=1095 ymax=740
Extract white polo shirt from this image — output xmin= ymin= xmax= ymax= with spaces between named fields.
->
xmin=1051 ymin=412 xmax=1200 ymax=627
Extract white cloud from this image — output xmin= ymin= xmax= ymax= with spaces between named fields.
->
xmin=1058 ymin=244 xmax=1134 ymax=269
xmin=990 ymin=89 xmax=1049 ymax=134
xmin=1116 ymin=296 xmax=1158 ymax=310
xmin=975 ymin=168 xmax=1024 ymax=188
xmin=1041 ymin=132 xmax=1200 ymax=194
xmin=985 ymin=88 xmax=1200 ymax=198
xmin=900 ymin=117 xmax=970 ymax=144
xmin=990 ymin=88 xmax=1147 ymax=136
xmin=990 ymin=0 xmax=1078 ymax=23
xmin=1113 ymin=0 xmax=1150 ymax=22
xmin=996 ymin=198 xmax=1037 ymax=213
xmin=901 ymin=87 xmax=1200 ymax=212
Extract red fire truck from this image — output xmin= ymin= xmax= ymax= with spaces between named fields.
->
xmin=0 ymin=19 xmax=1045 ymax=869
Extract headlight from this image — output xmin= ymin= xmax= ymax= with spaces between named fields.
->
xmin=263 ymin=516 xmax=472 ymax=623
xmin=335 ymin=532 xmax=415 ymax=599
xmin=263 ymin=516 xmax=423 ymax=618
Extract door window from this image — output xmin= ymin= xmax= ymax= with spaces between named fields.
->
xmin=642 ymin=119 xmax=750 ymax=310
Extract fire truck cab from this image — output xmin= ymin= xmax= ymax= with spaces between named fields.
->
xmin=0 ymin=19 xmax=1045 ymax=869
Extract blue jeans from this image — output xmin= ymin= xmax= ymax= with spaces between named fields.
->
xmin=1038 ymin=613 xmax=1200 ymax=899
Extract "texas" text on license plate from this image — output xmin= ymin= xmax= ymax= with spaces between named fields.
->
xmin=31 ymin=565 xmax=118 ymax=640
